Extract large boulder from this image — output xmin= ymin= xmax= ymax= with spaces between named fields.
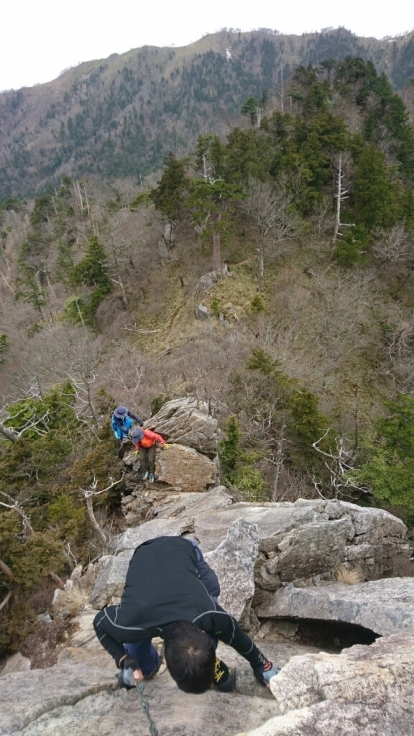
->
xmin=145 ymin=396 xmax=220 ymax=455
xmin=155 ymin=443 xmax=217 ymax=491
xmin=89 ymin=555 xmax=131 ymax=609
xmin=98 ymin=495 xmax=411 ymax=611
xmin=0 ymin=652 xmax=31 ymax=676
xmin=257 ymin=577 xmax=414 ymax=636
xmin=235 ymin=634 xmax=414 ymax=735
xmin=164 ymin=498 xmax=410 ymax=583
xmin=205 ymin=518 xmax=259 ymax=619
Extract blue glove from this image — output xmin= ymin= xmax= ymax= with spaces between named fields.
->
xmin=253 ymin=656 xmax=280 ymax=686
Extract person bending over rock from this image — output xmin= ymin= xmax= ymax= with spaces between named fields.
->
xmin=93 ymin=535 xmax=279 ymax=694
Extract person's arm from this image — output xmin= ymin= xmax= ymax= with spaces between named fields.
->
xmin=190 ymin=541 xmax=220 ymax=599
xmin=128 ymin=411 xmax=143 ymax=426
xmin=153 ymin=432 xmax=165 ymax=445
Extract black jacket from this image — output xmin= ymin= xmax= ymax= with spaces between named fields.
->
xmin=93 ymin=536 xmax=262 ymax=669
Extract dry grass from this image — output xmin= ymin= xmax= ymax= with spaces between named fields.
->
xmin=53 ymin=585 xmax=89 ymax=618
xmin=335 ymin=564 xmax=364 ymax=585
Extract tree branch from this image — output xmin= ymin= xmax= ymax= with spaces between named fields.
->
xmin=0 ymin=558 xmax=14 ymax=580
xmin=0 ymin=589 xmax=13 ymax=613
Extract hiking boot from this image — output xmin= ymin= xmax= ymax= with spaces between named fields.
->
xmin=142 ymin=471 xmax=149 ymax=481
xmin=149 ymin=473 xmax=155 ymax=483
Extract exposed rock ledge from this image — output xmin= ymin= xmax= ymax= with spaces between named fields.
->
xmin=258 ymin=577 xmax=414 ymax=636
xmin=1 ymin=635 xmax=413 ymax=735
xmin=236 ymin=633 xmax=414 ymax=736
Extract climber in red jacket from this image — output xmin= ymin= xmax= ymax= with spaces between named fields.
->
xmin=130 ymin=427 xmax=166 ymax=483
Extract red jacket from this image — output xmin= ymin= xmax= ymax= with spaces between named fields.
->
xmin=134 ymin=429 xmax=165 ymax=450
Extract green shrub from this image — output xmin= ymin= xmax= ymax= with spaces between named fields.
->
xmin=250 ymin=295 xmax=266 ymax=313
xmin=333 ymin=225 xmax=369 ymax=266
xmin=150 ymin=394 xmax=170 ymax=416
xmin=233 ymin=466 xmax=269 ymax=501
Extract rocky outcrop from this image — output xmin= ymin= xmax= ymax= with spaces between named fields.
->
xmin=205 ymin=518 xmax=259 ymax=620
xmin=257 ymin=577 xmax=414 ymax=636
xmin=155 ymin=443 xmax=217 ymax=491
xmin=195 ymin=303 xmax=210 ymax=319
xmin=89 ymin=555 xmax=131 ymax=609
xmin=0 ymin=652 xmax=31 ymax=676
xmin=3 ymin=454 xmax=412 ymax=736
xmin=2 ymin=632 xmax=413 ymax=735
xmin=173 ymin=497 xmax=409 ymax=583
xmin=235 ymin=634 xmax=414 ymax=735
xmin=144 ymin=396 xmax=220 ymax=455
xmin=124 ymin=443 xmax=217 ymax=493
xmin=87 ymin=492 xmax=412 ymax=611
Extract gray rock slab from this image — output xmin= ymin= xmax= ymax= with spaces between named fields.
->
xmin=109 ymin=518 xmax=188 ymax=555
xmin=0 ymin=652 xmax=31 ymax=677
xmin=88 ymin=555 xmax=131 ymax=608
xmin=145 ymin=396 xmax=220 ymax=454
xmin=205 ymin=518 xmax=259 ymax=619
xmin=257 ymin=577 xmax=414 ymax=636
xmin=236 ymin=633 xmax=414 ymax=735
xmin=154 ymin=485 xmax=233 ymax=519
xmin=0 ymin=657 xmax=279 ymax=736
xmin=0 ymin=663 xmax=117 ymax=734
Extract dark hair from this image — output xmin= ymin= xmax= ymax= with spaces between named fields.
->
xmin=164 ymin=621 xmax=215 ymax=694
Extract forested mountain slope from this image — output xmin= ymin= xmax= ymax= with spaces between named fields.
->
xmin=1 ymin=53 xmax=414 ymax=662
xmin=1 ymin=27 xmax=414 ymax=199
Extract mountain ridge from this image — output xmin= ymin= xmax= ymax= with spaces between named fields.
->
xmin=1 ymin=27 xmax=414 ymax=199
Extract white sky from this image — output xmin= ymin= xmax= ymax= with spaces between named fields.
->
xmin=1 ymin=0 xmax=413 ymax=92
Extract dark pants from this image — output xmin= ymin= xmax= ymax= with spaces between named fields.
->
xmin=125 ymin=639 xmax=159 ymax=676
xmin=139 ymin=445 xmax=156 ymax=473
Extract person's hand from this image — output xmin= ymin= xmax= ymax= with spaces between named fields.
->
xmin=253 ymin=657 xmax=280 ymax=688
xmin=163 ymin=443 xmax=171 ymax=449
xmin=120 ymin=655 xmax=144 ymax=686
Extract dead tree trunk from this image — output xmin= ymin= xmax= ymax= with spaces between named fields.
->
xmin=270 ymin=425 xmax=285 ymax=501
xmin=213 ymin=230 xmax=221 ymax=274
xmin=332 ymin=153 xmax=354 ymax=246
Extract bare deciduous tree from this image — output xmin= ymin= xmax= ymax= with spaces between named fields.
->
xmin=240 ymin=177 xmax=303 ymax=292
xmin=372 ymin=225 xmax=413 ymax=266
xmin=310 ymin=430 xmax=370 ymax=500
xmin=0 ymin=402 xmax=51 ymax=442
xmin=79 ymin=473 xmax=125 ymax=550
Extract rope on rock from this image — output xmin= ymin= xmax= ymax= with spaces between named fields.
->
xmin=136 ymin=681 xmax=159 ymax=736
